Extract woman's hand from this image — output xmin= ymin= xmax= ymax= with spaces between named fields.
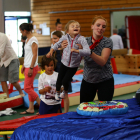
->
xmin=71 ymin=48 xmax=79 ymax=53
xmin=76 ymin=44 xmax=83 ymax=49
xmin=61 ymin=40 xmax=68 ymax=49
xmin=21 ymin=65 xmax=25 ymax=74
xmin=28 ymin=68 xmax=33 ymax=77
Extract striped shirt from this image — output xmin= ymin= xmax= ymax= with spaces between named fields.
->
xmin=83 ymin=36 xmax=113 ymax=83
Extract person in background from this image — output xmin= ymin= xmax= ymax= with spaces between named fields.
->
xmin=110 ymin=28 xmax=124 ymax=50
xmin=51 ymin=31 xmax=63 ymax=72
xmin=51 ymin=19 xmax=65 ymax=39
xmin=0 ymin=32 xmax=25 ymax=98
xmin=38 ymin=55 xmax=62 ymax=115
xmin=19 ymin=23 xmax=40 ymax=114
xmin=61 ymin=15 xmax=114 ymax=103
xmin=47 ymin=20 xmax=90 ymax=113
xmin=21 ymin=35 xmax=27 ymax=57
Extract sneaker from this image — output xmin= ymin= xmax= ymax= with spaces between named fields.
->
xmin=60 ymin=91 xmax=65 ymax=99
xmin=55 ymin=92 xmax=60 ymax=101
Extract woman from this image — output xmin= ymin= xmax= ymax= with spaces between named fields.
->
xmin=19 ymin=23 xmax=40 ymax=114
xmin=51 ymin=19 xmax=65 ymax=39
xmin=62 ymin=15 xmax=114 ymax=103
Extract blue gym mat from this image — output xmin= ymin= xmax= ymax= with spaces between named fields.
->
xmin=1 ymin=74 xmax=140 ymax=108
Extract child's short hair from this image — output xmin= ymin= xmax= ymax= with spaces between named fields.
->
xmin=65 ymin=20 xmax=80 ymax=33
xmin=40 ymin=55 xmax=56 ymax=70
xmin=52 ymin=31 xmax=63 ymax=38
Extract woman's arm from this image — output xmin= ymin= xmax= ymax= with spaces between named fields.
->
xmin=21 ymin=64 xmax=25 ymax=74
xmin=30 ymin=42 xmax=38 ymax=68
xmin=90 ymin=48 xmax=111 ymax=66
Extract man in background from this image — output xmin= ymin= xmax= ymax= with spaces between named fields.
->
xmin=110 ymin=28 xmax=124 ymax=50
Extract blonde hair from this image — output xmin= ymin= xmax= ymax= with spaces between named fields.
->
xmin=92 ymin=15 xmax=107 ymax=26
xmin=65 ymin=20 xmax=80 ymax=33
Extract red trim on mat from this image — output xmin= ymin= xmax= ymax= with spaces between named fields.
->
xmin=0 ymin=98 xmax=24 ymax=111
xmin=0 ymin=113 xmax=63 ymax=131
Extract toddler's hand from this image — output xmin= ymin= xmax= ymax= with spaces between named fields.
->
xmin=44 ymin=86 xmax=52 ymax=93
xmin=71 ymin=48 xmax=79 ymax=53
xmin=61 ymin=40 xmax=68 ymax=49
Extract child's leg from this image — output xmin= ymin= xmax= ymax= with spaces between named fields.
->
xmin=55 ymin=63 xmax=69 ymax=100
xmin=60 ymin=67 xmax=78 ymax=113
xmin=60 ymin=67 xmax=78 ymax=97
xmin=39 ymin=100 xmax=62 ymax=115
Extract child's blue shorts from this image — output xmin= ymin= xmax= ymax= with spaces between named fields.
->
xmin=39 ymin=100 xmax=62 ymax=115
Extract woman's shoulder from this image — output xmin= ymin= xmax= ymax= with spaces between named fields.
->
xmin=102 ymin=36 xmax=113 ymax=43
xmin=100 ymin=36 xmax=113 ymax=49
xmin=31 ymin=36 xmax=38 ymax=41
xmin=29 ymin=36 xmax=38 ymax=44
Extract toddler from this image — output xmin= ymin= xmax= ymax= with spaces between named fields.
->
xmin=47 ymin=20 xmax=90 ymax=103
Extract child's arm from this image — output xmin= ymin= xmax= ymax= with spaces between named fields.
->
xmin=52 ymin=35 xmax=67 ymax=51
xmin=46 ymin=48 xmax=54 ymax=58
xmin=46 ymin=35 xmax=67 ymax=57
xmin=39 ymin=86 xmax=52 ymax=95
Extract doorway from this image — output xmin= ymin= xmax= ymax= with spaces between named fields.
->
xmin=5 ymin=16 xmax=30 ymax=57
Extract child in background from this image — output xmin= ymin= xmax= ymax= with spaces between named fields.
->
xmin=51 ymin=31 xmax=63 ymax=72
xmin=47 ymin=20 xmax=90 ymax=112
xmin=38 ymin=55 xmax=62 ymax=115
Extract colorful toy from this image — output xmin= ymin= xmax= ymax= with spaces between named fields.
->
xmin=77 ymin=101 xmax=128 ymax=116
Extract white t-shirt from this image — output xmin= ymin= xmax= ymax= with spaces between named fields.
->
xmin=38 ymin=71 xmax=61 ymax=105
xmin=110 ymin=35 xmax=124 ymax=50
xmin=51 ymin=30 xmax=65 ymax=38
xmin=24 ymin=36 xmax=38 ymax=68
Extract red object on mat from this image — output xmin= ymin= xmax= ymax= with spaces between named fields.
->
xmin=0 ymin=113 xmax=63 ymax=131
xmin=111 ymin=57 xmax=118 ymax=74
xmin=61 ymin=99 xmax=64 ymax=108
xmin=75 ymin=69 xmax=83 ymax=75
xmin=8 ymin=83 xmax=14 ymax=94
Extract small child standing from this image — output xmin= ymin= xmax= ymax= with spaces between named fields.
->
xmin=47 ymin=20 xmax=90 ymax=112
xmin=38 ymin=55 xmax=62 ymax=115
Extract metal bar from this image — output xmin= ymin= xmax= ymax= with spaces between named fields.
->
xmin=49 ymin=7 xmax=140 ymax=14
